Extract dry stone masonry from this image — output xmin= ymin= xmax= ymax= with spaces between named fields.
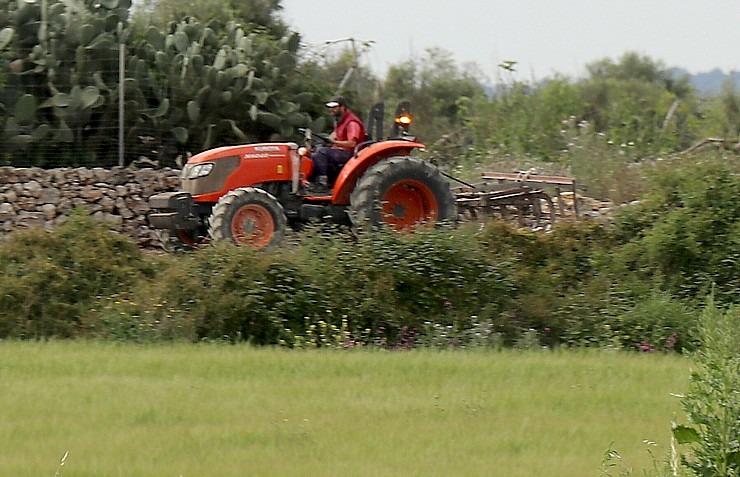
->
xmin=0 ymin=166 xmax=180 ymax=247
xmin=0 ymin=166 xmax=618 ymax=248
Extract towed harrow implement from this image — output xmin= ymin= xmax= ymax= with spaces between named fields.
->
xmin=450 ymin=171 xmax=584 ymax=228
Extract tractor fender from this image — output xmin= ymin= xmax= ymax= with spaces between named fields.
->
xmin=331 ymin=139 xmax=425 ymax=204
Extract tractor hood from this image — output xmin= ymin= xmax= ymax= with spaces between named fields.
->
xmin=180 ymin=142 xmax=300 ymax=201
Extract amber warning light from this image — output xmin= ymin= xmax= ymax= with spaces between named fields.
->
xmin=395 ymin=114 xmax=412 ymax=127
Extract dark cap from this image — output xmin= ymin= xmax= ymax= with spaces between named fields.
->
xmin=325 ymin=96 xmax=347 ymax=108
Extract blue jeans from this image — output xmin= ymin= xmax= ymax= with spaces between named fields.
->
xmin=311 ymin=147 xmax=352 ymax=178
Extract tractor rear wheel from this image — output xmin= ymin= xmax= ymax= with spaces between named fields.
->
xmin=349 ymin=156 xmax=456 ymax=231
xmin=208 ymin=187 xmax=287 ymax=250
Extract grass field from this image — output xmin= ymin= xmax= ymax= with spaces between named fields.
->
xmin=0 ymin=342 xmax=690 ymax=477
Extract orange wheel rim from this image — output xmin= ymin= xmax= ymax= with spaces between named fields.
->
xmin=231 ymin=204 xmax=275 ymax=249
xmin=380 ymin=180 xmax=439 ymax=230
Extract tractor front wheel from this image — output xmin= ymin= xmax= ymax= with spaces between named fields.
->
xmin=349 ymin=156 xmax=456 ymax=231
xmin=208 ymin=187 xmax=288 ymax=250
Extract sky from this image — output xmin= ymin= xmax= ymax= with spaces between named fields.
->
xmin=279 ymin=0 xmax=740 ymax=83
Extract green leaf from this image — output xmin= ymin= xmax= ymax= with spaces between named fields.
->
xmin=254 ymin=91 xmax=269 ymax=105
xmin=172 ymin=127 xmax=188 ymax=144
xmin=287 ymin=112 xmax=309 ymax=127
xmin=228 ymin=120 xmax=247 ymax=141
xmin=213 ymin=49 xmax=227 ymax=70
xmin=202 ymin=124 xmax=215 ymax=149
xmin=277 ymin=101 xmax=298 ymax=115
xmin=99 ymin=0 xmax=119 ymax=8
xmin=80 ymin=24 xmax=95 ymax=46
xmin=245 ymin=70 xmax=255 ymax=91
xmin=14 ymin=94 xmax=38 ymax=123
xmin=9 ymin=135 xmax=33 ymax=149
xmin=672 ymin=424 xmax=700 ymax=444
xmin=186 ymin=101 xmax=200 ymax=122
xmin=31 ymin=123 xmax=50 ymax=141
xmin=195 ymin=86 xmax=211 ymax=107
xmin=146 ymin=27 xmax=165 ymax=51
xmin=53 ymin=120 xmax=74 ymax=143
xmin=143 ymin=99 xmax=169 ymax=118
xmin=280 ymin=123 xmax=293 ymax=138
xmin=230 ymin=63 xmax=248 ymax=78
xmin=86 ymin=37 xmax=115 ymax=53
xmin=216 ymin=70 xmax=227 ymax=90
xmin=274 ymin=50 xmax=295 ymax=71
xmin=154 ymin=51 xmax=168 ymax=71
xmin=290 ymin=92 xmax=313 ymax=106
xmin=238 ymin=36 xmax=252 ymax=54
xmin=256 ymin=111 xmax=281 ymax=129
xmin=80 ymin=86 xmax=101 ymax=109
xmin=103 ymin=13 xmax=120 ymax=32
xmin=0 ymin=27 xmax=14 ymax=50
xmin=206 ymin=67 xmax=218 ymax=88
xmin=173 ymin=31 xmax=188 ymax=53
xmin=310 ymin=116 xmax=326 ymax=132
xmin=285 ymin=33 xmax=300 ymax=54
xmin=191 ymin=54 xmax=204 ymax=73
xmin=93 ymin=72 xmax=110 ymax=92
xmin=3 ymin=117 xmax=19 ymax=136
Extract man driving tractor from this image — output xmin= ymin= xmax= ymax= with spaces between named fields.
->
xmin=307 ymin=96 xmax=367 ymax=193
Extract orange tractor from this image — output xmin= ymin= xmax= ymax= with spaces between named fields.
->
xmin=148 ymin=103 xmax=457 ymax=249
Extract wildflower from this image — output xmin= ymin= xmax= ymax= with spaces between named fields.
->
xmin=636 ymin=341 xmax=655 ymax=353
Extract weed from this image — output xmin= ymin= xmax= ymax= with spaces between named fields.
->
xmin=672 ymin=296 xmax=739 ymax=476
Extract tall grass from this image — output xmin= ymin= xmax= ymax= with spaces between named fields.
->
xmin=0 ymin=342 xmax=689 ymax=477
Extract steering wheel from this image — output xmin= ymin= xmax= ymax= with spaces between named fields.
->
xmin=298 ymin=128 xmax=333 ymax=145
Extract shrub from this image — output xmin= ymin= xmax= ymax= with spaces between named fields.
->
xmin=282 ymin=225 xmax=516 ymax=347
xmin=477 ymin=220 xmax=622 ymax=346
xmin=673 ymin=297 xmax=740 ymax=477
xmin=0 ymin=211 xmax=155 ymax=338
xmin=610 ymin=154 xmax=740 ymax=305
xmin=158 ymin=243 xmax=322 ymax=344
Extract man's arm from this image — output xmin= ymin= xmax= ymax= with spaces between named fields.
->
xmin=332 ymin=122 xmax=363 ymax=149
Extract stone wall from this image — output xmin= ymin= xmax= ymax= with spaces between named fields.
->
xmin=0 ymin=166 xmax=180 ymax=247
xmin=0 ymin=166 xmax=619 ymax=249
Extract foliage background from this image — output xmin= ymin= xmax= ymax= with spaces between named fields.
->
xmin=0 ymin=0 xmax=738 ymax=349
xmin=0 ymin=149 xmax=737 ymax=351
xmin=0 ymin=0 xmax=737 ymax=184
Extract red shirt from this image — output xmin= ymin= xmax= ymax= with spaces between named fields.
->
xmin=334 ymin=110 xmax=367 ymax=153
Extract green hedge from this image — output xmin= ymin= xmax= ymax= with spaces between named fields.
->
xmin=1 ymin=153 xmax=737 ymax=349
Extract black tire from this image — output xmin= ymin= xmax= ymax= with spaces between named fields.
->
xmin=349 ymin=156 xmax=456 ymax=231
xmin=208 ymin=187 xmax=288 ymax=250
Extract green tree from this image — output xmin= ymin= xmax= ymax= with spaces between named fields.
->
xmin=610 ymin=155 xmax=740 ymax=304
xmin=383 ymin=47 xmax=487 ymax=168
xmin=293 ymin=40 xmax=380 ymax=133
xmin=673 ymin=297 xmax=739 ymax=477
xmin=699 ymin=78 xmax=740 ymax=141
xmin=132 ymin=0 xmax=286 ymax=36
xmin=579 ymin=51 xmax=699 ymax=155
xmin=470 ymin=74 xmax=581 ymax=162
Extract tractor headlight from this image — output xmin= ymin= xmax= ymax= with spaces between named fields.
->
xmin=184 ymin=163 xmax=214 ymax=179
xmin=297 ymin=146 xmax=309 ymax=157
xmin=395 ymin=114 xmax=412 ymax=127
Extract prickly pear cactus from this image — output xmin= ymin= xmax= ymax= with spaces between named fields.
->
xmin=0 ymin=0 xmax=133 ymax=166
xmin=125 ymin=18 xmax=316 ymax=165
xmin=0 ymin=0 xmax=318 ymax=168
